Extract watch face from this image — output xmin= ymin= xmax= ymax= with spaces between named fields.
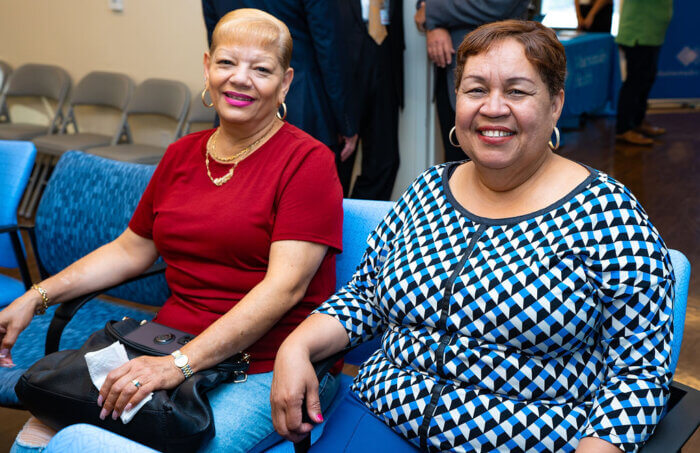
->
xmin=174 ymin=354 xmax=188 ymax=367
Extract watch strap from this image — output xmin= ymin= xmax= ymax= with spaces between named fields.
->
xmin=172 ymin=350 xmax=194 ymax=379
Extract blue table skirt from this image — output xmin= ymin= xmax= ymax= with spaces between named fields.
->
xmin=558 ymin=31 xmax=620 ymax=129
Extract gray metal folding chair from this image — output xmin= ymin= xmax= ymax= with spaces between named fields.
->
xmin=0 ymin=63 xmax=71 ymax=140
xmin=87 ymin=78 xmax=190 ymax=164
xmin=0 ymin=60 xmax=12 ymax=122
xmin=182 ymin=94 xmax=216 ymax=135
xmin=19 ymin=72 xmax=134 ymax=217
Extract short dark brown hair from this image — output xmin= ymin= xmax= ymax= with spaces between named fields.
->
xmin=455 ymin=20 xmax=566 ymax=97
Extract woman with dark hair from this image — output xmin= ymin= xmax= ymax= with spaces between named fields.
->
xmin=271 ymin=20 xmax=673 ymax=452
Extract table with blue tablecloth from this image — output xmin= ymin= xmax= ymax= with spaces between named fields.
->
xmin=557 ymin=30 xmax=620 ymax=129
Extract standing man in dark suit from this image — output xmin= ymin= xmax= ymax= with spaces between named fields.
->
xmin=337 ymin=0 xmax=404 ymax=201
xmin=415 ymin=0 xmax=528 ymax=162
xmin=202 ymin=0 xmax=358 ymax=177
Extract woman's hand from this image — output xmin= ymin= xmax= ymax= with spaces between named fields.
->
xmin=270 ymin=344 xmax=323 ymax=443
xmin=0 ymin=293 xmax=41 ymax=367
xmin=426 ymin=27 xmax=454 ymax=68
xmin=98 ymin=355 xmax=184 ymax=420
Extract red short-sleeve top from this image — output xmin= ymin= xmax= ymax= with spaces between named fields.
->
xmin=129 ymin=123 xmax=343 ymax=373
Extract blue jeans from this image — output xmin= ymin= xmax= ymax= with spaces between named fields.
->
xmin=199 ymin=370 xmax=340 ymax=453
xmin=9 ymin=441 xmax=45 ymax=453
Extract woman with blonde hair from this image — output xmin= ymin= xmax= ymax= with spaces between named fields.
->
xmin=2 ymin=9 xmax=342 ymax=453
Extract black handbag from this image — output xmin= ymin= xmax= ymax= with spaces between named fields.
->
xmin=15 ymin=318 xmax=250 ymax=453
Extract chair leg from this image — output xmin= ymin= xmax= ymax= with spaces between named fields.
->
xmin=25 ymin=155 xmax=57 ymax=218
xmin=18 ymin=154 xmax=48 ymax=218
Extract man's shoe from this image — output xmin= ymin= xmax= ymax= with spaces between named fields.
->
xmin=636 ymin=121 xmax=666 ymax=137
xmin=616 ymin=130 xmax=654 ymax=146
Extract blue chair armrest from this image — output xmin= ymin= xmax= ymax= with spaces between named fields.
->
xmin=0 ymin=223 xmax=31 ymax=290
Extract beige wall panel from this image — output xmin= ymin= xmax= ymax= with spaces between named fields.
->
xmin=0 ymin=0 xmax=208 ymax=97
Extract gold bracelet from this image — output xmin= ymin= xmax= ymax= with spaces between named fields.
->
xmin=31 ymin=284 xmax=50 ymax=315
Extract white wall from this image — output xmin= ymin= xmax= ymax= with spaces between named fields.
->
xmin=0 ymin=1 xmax=208 ymax=99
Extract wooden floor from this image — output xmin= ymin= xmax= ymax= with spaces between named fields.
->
xmin=0 ymin=109 xmax=698 ymax=450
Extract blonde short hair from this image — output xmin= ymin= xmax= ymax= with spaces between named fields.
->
xmin=210 ymin=8 xmax=293 ymax=70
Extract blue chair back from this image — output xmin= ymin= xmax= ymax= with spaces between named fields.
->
xmin=337 ymin=199 xmax=393 ymax=290
xmin=668 ymin=249 xmax=690 ymax=375
xmin=34 ymin=151 xmax=169 ymax=305
xmin=337 ymin=199 xmax=393 ymax=365
xmin=0 ymin=140 xmax=36 ymax=267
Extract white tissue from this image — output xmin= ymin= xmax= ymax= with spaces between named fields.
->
xmin=84 ymin=341 xmax=153 ymax=424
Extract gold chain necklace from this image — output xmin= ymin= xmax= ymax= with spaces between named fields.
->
xmin=205 ymin=125 xmax=274 ymax=186
xmin=207 ymin=129 xmax=254 ymax=163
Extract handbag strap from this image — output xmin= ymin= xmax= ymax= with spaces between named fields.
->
xmin=105 ymin=319 xmax=251 ymax=380
xmin=45 ymin=291 xmax=102 ymax=354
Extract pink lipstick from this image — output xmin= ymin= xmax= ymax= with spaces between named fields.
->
xmin=224 ymin=91 xmax=254 ymax=107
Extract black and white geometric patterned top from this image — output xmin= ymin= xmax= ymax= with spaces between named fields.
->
xmin=316 ymin=163 xmax=674 ymax=452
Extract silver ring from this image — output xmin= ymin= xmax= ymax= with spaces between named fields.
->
xmin=132 ymin=379 xmax=142 ymax=388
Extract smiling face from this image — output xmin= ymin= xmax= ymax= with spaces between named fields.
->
xmin=454 ymin=38 xmax=564 ymax=172
xmin=204 ymin=40 xmax=293 ymax=130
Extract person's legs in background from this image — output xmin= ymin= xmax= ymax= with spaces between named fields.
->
xmin=633 ymin=45 xmax=666 ymax=137
xmin=349 ymin=40 xmax=400 ymax=201
xmin=616 ymin=45 xmax=655 ymax=145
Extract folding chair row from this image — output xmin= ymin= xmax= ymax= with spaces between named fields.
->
xmin=0 ymin=63 xmax=207 ymax=217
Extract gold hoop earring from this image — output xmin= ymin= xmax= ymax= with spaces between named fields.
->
xmin=449 ymin=126 xmax=460 ymax=147
xmin=276 ymin=102 xmax=287 ymax=121
xmin=548 ymin=126 xmax=560 ymax=151
xmin=201 ymin=88 xmax=214 ymax=108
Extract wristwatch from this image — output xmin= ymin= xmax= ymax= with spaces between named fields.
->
xmin=171 ymin=349 xmax=194 ymax=379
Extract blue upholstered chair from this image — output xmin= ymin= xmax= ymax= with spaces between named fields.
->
xmin=0 ymin=140 xmax=36 ymax=307
xmin=0 ymin=151 xmax=169 ymax=407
